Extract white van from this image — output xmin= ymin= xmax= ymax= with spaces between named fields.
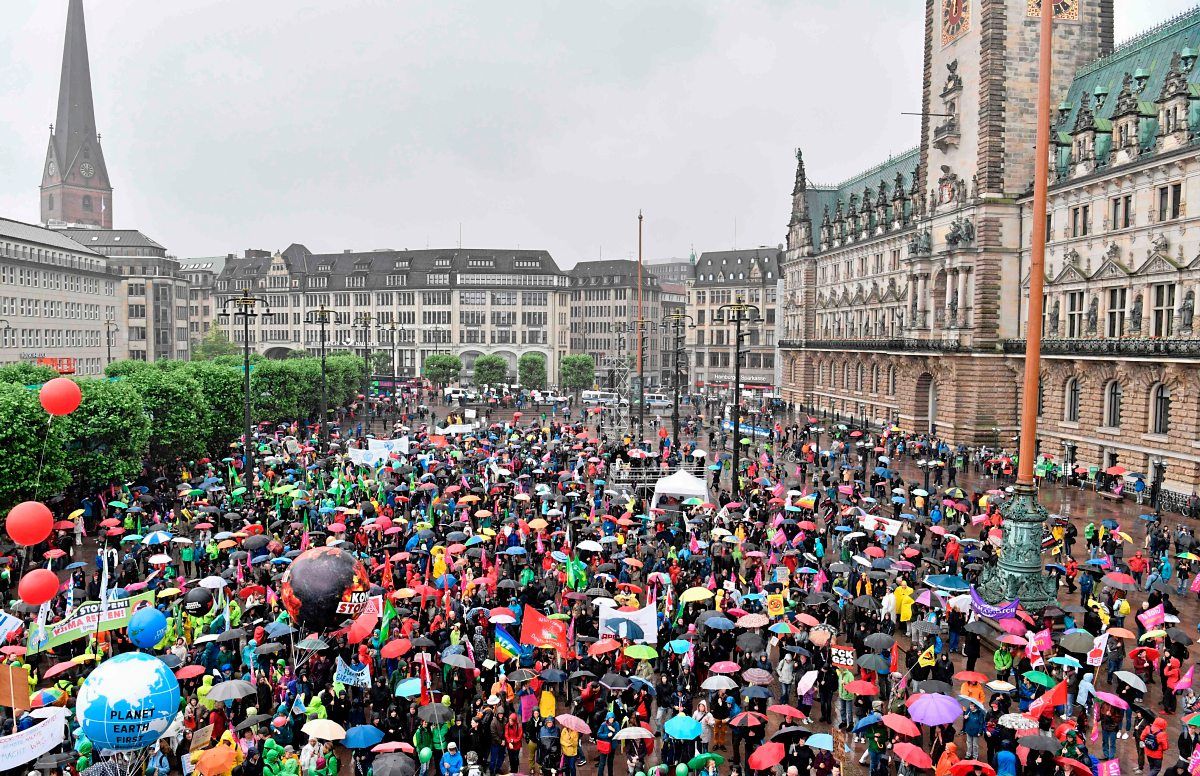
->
xmin=642 ymin=393 xmax=671 ymax=409
xmin=581 ymin=390 xmax=620 ymax=406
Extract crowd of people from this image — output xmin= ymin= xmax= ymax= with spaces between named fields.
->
xmin=3 ymin=387 xmax=1198 ymax=776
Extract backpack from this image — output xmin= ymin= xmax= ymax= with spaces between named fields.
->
xmin=1142 ymin=730 xmax=1160 ymax=752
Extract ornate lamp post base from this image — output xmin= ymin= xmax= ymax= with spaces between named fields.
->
xmin=977 ymin=483 xmax=1059 ymax=614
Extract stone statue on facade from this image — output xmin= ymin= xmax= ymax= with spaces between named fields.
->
xmin=1182 ymin=289 xmax=1195 ymax=333
xmin=1087 ymin=296 xmax=1099 ymax=334
xmin=1049 ymin=299 xmax=1060 ymax=335
xmin=970 ymin=174 xmax=979 ymax=200
xmin=1131 ymin=294 xmax=1144 ymax=332
xmin=946 ymin=217 xmax=975 ymax=248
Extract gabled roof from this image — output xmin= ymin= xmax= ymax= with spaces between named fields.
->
xmin=60 ymin=228 xmax=165 ymax=252
xmin=692 ymin=248 xmax=782 ymax=288
xmin=802 ymin=146 xmax=920 ymax=253
xmin=1059 ymin=7 xmax=1200 ymax=134
xmin=0 ymin=216 xmax=104 ymax=255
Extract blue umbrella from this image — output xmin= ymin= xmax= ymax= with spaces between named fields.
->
xmin=629 ymin=676 xmax=656 ymax=695
xmin=834 ymin=526 xmax=853 ymax=532
xmin=504 ymin=547 xmax=527 ymax=556
xmin=344 ymin=725 xmax=384 ymax=749
xmin=394 ymin=678 xmax=421 ymax=698
xmin=891 ymin=496 xmax=906 ymax=504
xmin=265 ymin=622 xmax=295 ymax=638
xmin=852 ymin=713 xmax=882 ymax=733
xmin=705 ymin=617 xmax=735 ymax=631
xmin=1102 ymin=519 xmax=1119 ymax=530
xmin=924 ymin=574 xmax=970 ymax=592
xmin=666 ymin=640 xmax=691 ymax=654
xmin=1045 ymin=564 xmax=1067 ymax=574
xmin=142 ymin=531 xmax=173 ymax=545
xmin=434 ymin=574 xmax=458 ymax=589
xmin=664 ymin=714 xmax=702 ymax=740
xmin=806 ymin=733 xmax=834 ymax=751
xmin=64 ymin=561 xmax=87 ymax=570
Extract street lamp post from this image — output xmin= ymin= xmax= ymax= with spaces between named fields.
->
xmin=217 ymin=286 xmax=271 ymax=480
xmin=103 ymin=313 xmax=118 ymax=366
xmin=714 ymin=296 xmax=762 ymax=500
xmin=304 ymin=305 xmax=345 ymax=450
xmin=660 ymin=311 xmax=695 ymax=452
xmin=628 ymin=319 xmax=656 ymax=447
xmin=354 ymin=313 xmax=374 ymax=428
xmin=380 ymin=320 xmax=400 ymax=436
xmin=1152 ymin=456 xmax=1167 ymax=517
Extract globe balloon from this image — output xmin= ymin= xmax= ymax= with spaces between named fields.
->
xmin=279 ymin=546 xmax=371 ymax=628
xmin=18 ymin=569 xmax=59 ymax=606
xmin=182 ymin=587 xmax=214 ymax=617
xmin=127 ymin=607 xmax=168 ymax=650
xmin=39 ymin=377 xmax=82 ymax=415
xmin=7 ymin=501 xmax=53 ymax=546
xmin=76 ymin=652 xmax=180 ymax=751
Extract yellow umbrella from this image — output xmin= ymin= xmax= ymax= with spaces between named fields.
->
xmin=68 ymin=508 xmax=85 ymax=520
xmin=395 ymin=588 xmax=417 ymax=599
xmin=158 ymin=588 xmax=183 ymax=598
xmin=529 ymin=518 xmax=548 ymax=531
xmin=680 ymin=587 xmax=714 ymax=603
xmin=460 ymin=495 xmax=481 ymax=504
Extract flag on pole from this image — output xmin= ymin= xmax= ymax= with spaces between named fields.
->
xmin=917 ymin=645 xmax=936 ymax=667
xmin=494 ymin=626 xmax=521 ymax=662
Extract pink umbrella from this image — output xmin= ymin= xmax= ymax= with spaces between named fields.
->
xmin=907 ymin=693 xmax=963 ymax=726
xmin=710 ymin=661 xmax=740 ymax=674
xmin=556 ymin=714 xmax=592 ymax=735
xmin=1093 ymin=691 xmax=1128 ymax=709
xmin=914 ymin=589 xmax=945 ymax=608
xmin=997 ymin=618 xmax=1028 ymax=636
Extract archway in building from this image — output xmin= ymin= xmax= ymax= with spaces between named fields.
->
xmin=914 ymin=372 xmax=937 ymax=435
xmin=263 ymin=346 xmax=295 ymax=360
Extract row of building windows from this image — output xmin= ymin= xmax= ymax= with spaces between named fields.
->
xmin=0 ymin=297 xmax=107 ymax=321
xmin=816 ymin=362 xmax=899 ymax=396
xmin=1057 ymin=183 xmax=1183 ymax=238
xmin=0 ymin=243 xmax=110 ymax=275
xmin=0 ymin=328 xmax=102 ymax=349
xmin=1048 ymin=283 xmax=1177 ymax=339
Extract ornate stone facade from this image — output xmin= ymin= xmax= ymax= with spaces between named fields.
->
xmin=780 ymin=1 xmax=1113 ymax=445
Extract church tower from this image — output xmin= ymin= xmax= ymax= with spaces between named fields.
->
xmin=41 ymin=0 xmax=112 ymax=228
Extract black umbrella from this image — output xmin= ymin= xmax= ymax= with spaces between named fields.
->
xmin=235 ymin=714 xmax=274 ymax=732
xmin=372 ymin=754 xmax=417 ymax=776
xmin=1020 ymin=734 xmax=1061 ymax=752
xmin=857 ymin=654 xmax=890 ymax=673
xmin=418 ymin=704 xmax=454 ymax=724
xmin=964 ymin=621 xmax=992 ymax=636
xmin=736 ymin=633 xmax=765 ymax=652
xmin=913 ymin=679 xmax=952 ymax=695
xmin=600 ymin=672 xmax=630 ymax=690
xmin=864 ymin=633 xmax=895 ymax=651
xmin=217 ymin=628 xmax=247 ymax=643
xmin=1168 ymin=628 xmax=1194 ymax=645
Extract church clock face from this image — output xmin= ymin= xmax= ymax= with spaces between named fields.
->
xmin=1026 ymin=0 xmax=1080 ymax=20
xmin=942 ymin=0 xmax=970 ymax=45
xmin=79 ymin=162 xmax=95 ymax=178
xmin=47 ymin=161 xmax=57 ymax=177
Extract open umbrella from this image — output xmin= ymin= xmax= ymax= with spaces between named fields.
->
xmin=950 ymin=762 xmax=995 ymax=776
xmin=893 ymin=742 xmax=932 ymax=770
xmin=747 ymin=742 xmax=785 ymax=770
xmin=344 ymin=725 xmax=385 ymax=749
xmin=908 ymin=694 xmax=963 ymax=726
xmin=664 ymin=714 xmax=702 ymax=740
xmin=302 ymin=719 xmax=347 ymax=740
xmin=555 ymin=714 xmax=592 ymax=735
xmin=207 ymin=680 xmax=255 ymax=702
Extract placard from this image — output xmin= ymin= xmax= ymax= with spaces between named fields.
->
xmin=830 ymin=644 xmax=856 ymax=670
xmin=0 ymin=712 xmax=66 ymax=770
xmin=766 ymin=594 xmax=785 ymax=618
xmin=0 ymin=665 xmax=30 ymax=710
xmin=26 ymin=592 xmax=155 ymax=654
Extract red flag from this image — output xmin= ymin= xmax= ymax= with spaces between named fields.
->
xmin=348 ymin=609 xmax=379 ymax=644
xmin=418 ymin=654 xmax=433 ymax=706
xmin=1028 ymin=679 xmax=1069 ymax=718
xmin=889 ymin=643 xmax=900 ymax=674
xmin=381 ymin=559 xmax=395 ymax=592
xmin=519 ymin=605 xmax=570 ymax=658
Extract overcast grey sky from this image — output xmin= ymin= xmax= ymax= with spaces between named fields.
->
xmin=0 ymin=1 xmax=1192 ymax=265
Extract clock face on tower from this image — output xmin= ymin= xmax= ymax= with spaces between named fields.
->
xmin=79 ymin=162 xmax=95 ymax=179
xmin=1026 ymin=0 xmax=1080 ymax=20
xmin=942 ymin=0 xmax=971 ymax=45
xmin=47 ymin=161 xmax=57 ymax=177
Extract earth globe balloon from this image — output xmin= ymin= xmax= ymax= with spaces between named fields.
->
xmin=127 ymin=607 xmax=168 ymax=650
xmin=76 ymin=652 xmax=180 ymax=751
xmin=280 ymin=546 xmax=371 ymax=628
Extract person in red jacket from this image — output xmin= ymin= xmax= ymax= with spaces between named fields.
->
xmin=1129 ymin=551 xmax=1150 ymax=586
xmin=1142 ymin=716 xmax=1169 ymax=776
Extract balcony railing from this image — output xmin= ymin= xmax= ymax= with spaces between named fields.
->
xmin=1002 ymin=338 xmax=1200 ymax=357
xmin=778 ymin=338 xmax=971 ymax=353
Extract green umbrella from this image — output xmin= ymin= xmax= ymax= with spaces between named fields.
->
xmin=624 ymin=645 xmax=658 ymax=660
xmin=189 ymin=489 xmax=205 ymax=497
xmin=688 ymin=754 xmax=725 ymax=770
xmin=109 ymin=500 xmax=129 ymax=509
xmin=232 ymin=487 xmax=247 ymax=497
xmin=1023 ymin=670 xmax=1055 ymax=688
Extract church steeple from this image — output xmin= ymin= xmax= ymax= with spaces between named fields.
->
xmin=41 ymin=0 xmax=112 ymax=228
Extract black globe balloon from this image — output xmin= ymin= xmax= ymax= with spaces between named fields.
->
xmin=280 ymin=546 xmax=371 ymax=628
xmin=183 ymin=587 xmax=213 ymax=616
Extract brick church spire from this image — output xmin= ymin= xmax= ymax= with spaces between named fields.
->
xmin=41 ymin=0 xmax=112 ymax=228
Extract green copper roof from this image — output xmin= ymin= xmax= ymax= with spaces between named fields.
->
xmin=1061 ymin=6 xmax=1200 ymax=132
xmin=803 ymin=146 xmax=919 ymax=253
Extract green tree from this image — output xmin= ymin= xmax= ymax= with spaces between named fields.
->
xmin=0 ymin=364 xmax=59 ymax=386
xmin=192 ymin=328 xmax=240 ymax=360
xmin=423 ymin=354 xmax=462 ymax=388
xmin=370 ymin=350 xmax=393 ymax=375
xmin=60 ymin=378 xmax=151 ymax=488
xmin=0 ymin=384 xmax=69 ymax=510
xmin=126 ymin=369 xmax=210 ymax=462
xmin=472 ymin=354 xmax=509 ymax=387
xmin=105 ymin=359 xmax=153 ymax=378
xmin=559 ymin=354 xmax=596 ymax=398
xmin=518 ymin=352 xmax=548 ymax=390
xmin=325 ymin=354 xmax=367 ymax=407
xmin=182 ymin=361 xmax=244 ymax=456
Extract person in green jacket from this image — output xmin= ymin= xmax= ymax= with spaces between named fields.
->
xmin=994 ymin=645 xmax=1013 ymax=679
xmin=836 ymin=667 xmax=856 ymax=730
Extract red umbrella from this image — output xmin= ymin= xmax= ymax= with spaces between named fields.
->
xmin=729 ymin=711 xmax=767 ymax=727
xmin=954 ymin=670 xmax=989 ymax=684
xmin=893 ymin=742 xmax=932 ymax=769
xmin=950 ymin=762 xmax=996 ymax=776
xmin=99 ymin=518 xmax=120 ymax=528
xmin=176 ymin=665 xmax=206 ymax=680
xmin=587 ymin=640 xmax=621 ymax=657
xmin=846 ymin=680 xmax=878 ymax=695
xmin=882 ymin=713 xmax=920 ymax=737
xmin=382 ymin=639 xmax=412 ymax=659
xmin=1054 ymin=757 xmax=1091 ymax=776
xmin=43 ymin=660 xmax=80 ymax=680
xmin=766 ymin=704 xmax=806 ymax=718
xmin=747 ymin=742 xmax=785 ymax=771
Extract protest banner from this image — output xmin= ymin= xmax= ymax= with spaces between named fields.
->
xmin=26 ymin=591 xmax=155 ymax=654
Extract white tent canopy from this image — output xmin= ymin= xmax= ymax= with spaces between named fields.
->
xmin=651 ymin=469 xmax=709 ymax=509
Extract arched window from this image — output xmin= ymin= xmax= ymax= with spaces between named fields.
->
xmin=842 ymin=363 xmax=850 ymax=388
xmin=1103 ymin=380 xmax=1122 ymax=428
xmin=1064 ymin=377 xmax=1080 ymax=422
xmin=47 ymin=194 xmax=54 ymax=211
xmin=872 ymin=365 xmax=880 ymax=393
xmin=856 ymin=364 xmax=864 ymax=391
xmin=1150 ymin=383 xmax=1171 ymax=435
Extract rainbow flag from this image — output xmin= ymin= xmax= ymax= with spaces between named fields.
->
xmin=495 ymin=626 xmax=521 ymax=662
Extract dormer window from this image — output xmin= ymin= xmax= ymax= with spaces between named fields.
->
xmin=435 ymin=258 xmax=452 ymax=268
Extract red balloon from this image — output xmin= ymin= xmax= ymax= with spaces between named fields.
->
xmin=7 ymin=501 xmax=53 ymax=546
xmin=18 ymin=569 xmax=58 ymax=606
xmin=39 ymin=378 xmax=81 ymax=416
